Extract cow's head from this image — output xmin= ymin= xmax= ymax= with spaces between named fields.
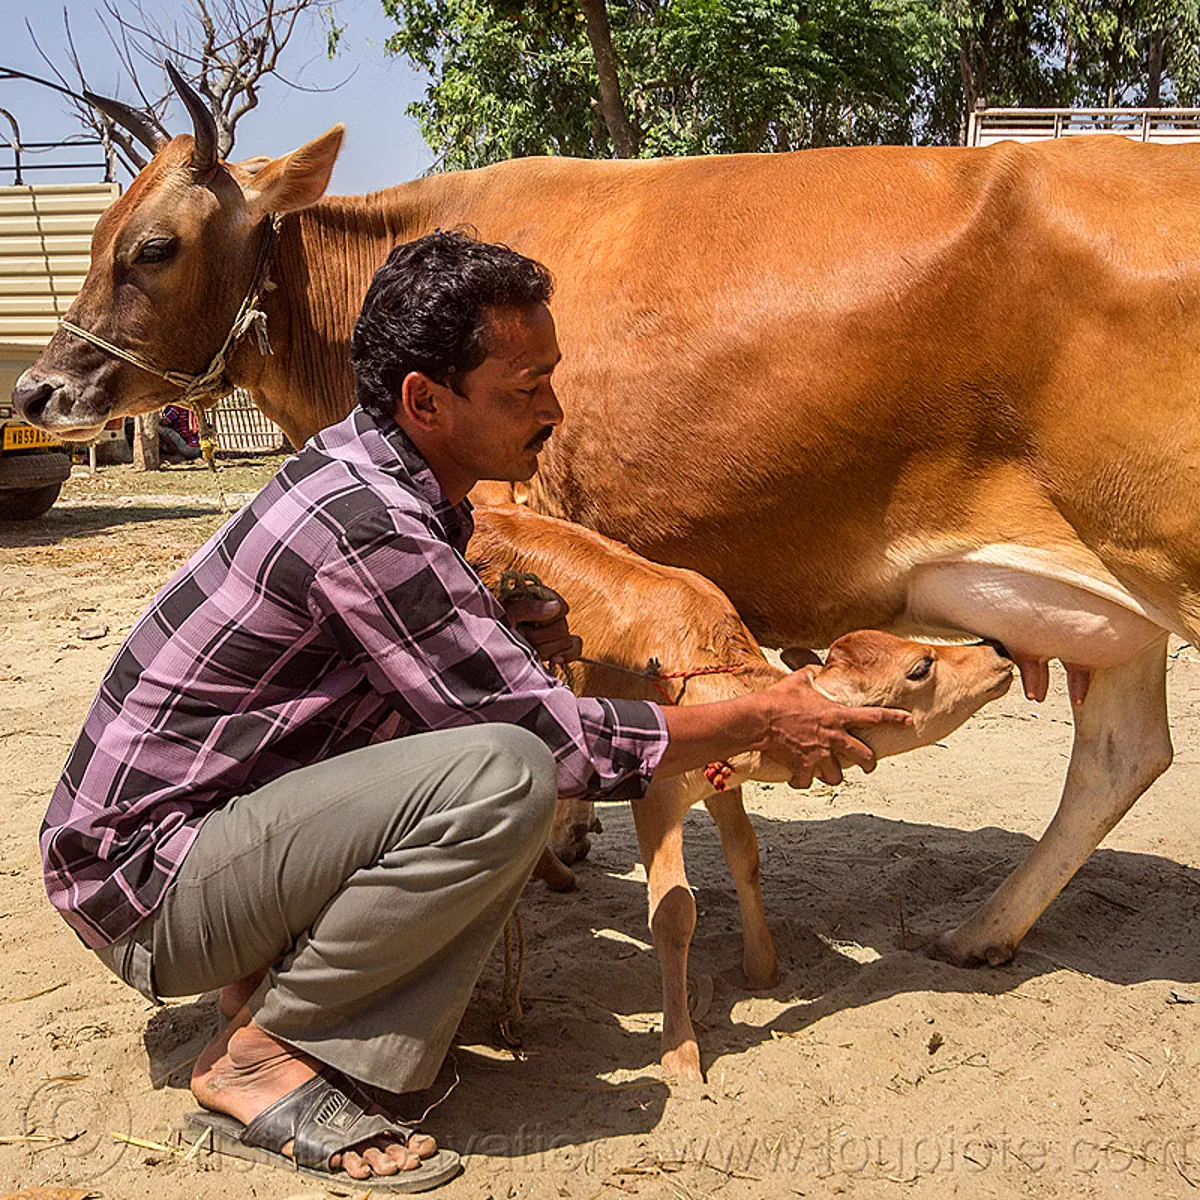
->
xmin=13 ymin=65 xmax=343 ymax=438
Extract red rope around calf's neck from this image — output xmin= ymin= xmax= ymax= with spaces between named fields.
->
xmin=644 ymin=662 xmax=740 ymax=792
xmin=645 ymin=661 xmax=745 ymax=704
xmin=655 ymin=663 xmax=747 ymax=681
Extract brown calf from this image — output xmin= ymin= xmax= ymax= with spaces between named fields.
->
xmin=468 ymin=505 xmax=1012 ymax=1081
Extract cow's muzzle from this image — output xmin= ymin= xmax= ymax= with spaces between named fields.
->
xmin=12 ymin=369 xmax=110 ymax=438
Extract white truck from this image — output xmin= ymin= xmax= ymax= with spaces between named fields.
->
xmin=0 ymin=178 xmax=120 ymax=519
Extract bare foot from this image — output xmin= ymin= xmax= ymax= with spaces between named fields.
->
xmin=192 ymin=1009 xmax=437 ymax=1181
xmin=218 ymin=970 xmax=267 ymax=1021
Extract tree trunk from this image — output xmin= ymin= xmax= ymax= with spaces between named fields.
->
xmin=1148 ymin=29 xmax=1165 ymax=106
xmin=959 ymin=41 xmax=978 ymax=146
xmin=579 ymin=0 xmax=638 ymax=157
xmin=133 ymin=412 xmax=160 ymax=471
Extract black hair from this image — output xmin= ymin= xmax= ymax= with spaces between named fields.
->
xmin=350 ymin=229 xmax=554 ymax=421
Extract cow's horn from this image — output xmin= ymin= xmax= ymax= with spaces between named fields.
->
xmin=165 ymin=60 xmax=217 ymax=173
xmin=83 ymin=91 xmax=168 ymax=154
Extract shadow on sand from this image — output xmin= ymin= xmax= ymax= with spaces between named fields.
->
xmin=141 ymin=807 xmax=1200 ymax=1161
xmin=0 ymin=503 xmax=222 ymax=549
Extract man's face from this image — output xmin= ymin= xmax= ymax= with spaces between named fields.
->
xmin=437 ymin=303 xmax=564 ymax=484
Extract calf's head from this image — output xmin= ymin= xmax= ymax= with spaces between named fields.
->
xmin=727 ymin=631 xmax=1012 ymax=786
xmin=803 ymin=630 xmax=1013 ymax=760
xmin=12 ymin=66 xmax=342 ymax=438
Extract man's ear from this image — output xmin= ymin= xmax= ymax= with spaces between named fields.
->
xmin=781 ymin=646 xmax=823 ymax=671
xmin=400 ymin=371 xmax=443 ymax=431
xmin=244 ymin=125 xmax=344 ymax=215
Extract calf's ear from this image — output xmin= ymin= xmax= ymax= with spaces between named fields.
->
xmin=781 ymin=646 xmax=823 ymax=671
xmin=243 ymin=125 xmax=344 ymax=215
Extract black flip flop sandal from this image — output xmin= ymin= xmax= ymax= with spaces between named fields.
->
xmin=180 ymin=1069 xmax=462 ymax=1192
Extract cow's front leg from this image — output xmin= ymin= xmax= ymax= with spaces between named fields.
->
xmin=703 ymin=787 xmax=778 ymax=988
xmin=933 ymin=635 xmax=1171 ymax=967
xmin=631 ymin=786 xmax=702 ymax=1081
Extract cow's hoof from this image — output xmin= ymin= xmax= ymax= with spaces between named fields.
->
xmin=927 ymin=930 xmax=1017 ymax=968
xmin=662 ymin=1042 xmax=703 ymax=1083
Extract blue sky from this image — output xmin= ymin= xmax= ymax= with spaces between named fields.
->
xmin=2 ymin=0 xmax=434 ymax=193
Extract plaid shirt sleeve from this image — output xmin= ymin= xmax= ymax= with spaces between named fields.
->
xmin=306 ymin=507 xmax=668 ymax=799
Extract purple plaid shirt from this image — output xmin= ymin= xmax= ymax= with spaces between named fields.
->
xmin=42 ymin=407 xmax=667 ymax=949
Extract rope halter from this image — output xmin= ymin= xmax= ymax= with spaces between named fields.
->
xmin=57 ymin=213 xmax=282 ymax=406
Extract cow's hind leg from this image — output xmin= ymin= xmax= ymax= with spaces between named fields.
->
xmin=631 ymin=785 xmax=703 ymax=1081
xmin=703 ymin=787 xmax=778 ymax=988
xmin=933 ymin=636 xmax=1171 ymax=967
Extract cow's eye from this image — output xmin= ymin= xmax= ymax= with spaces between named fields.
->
xmin=135 ymin=238 xmax=177 ymax=264
xmin=907 ymin=656 xmax=934 ymax=681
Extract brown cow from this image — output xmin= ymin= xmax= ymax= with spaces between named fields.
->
xmin=13 ymin=73 xmax=1192 ymax=970
xmin=469 ymin=504 xmax=1012 ymax=1079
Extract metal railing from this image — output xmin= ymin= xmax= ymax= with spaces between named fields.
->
xmin=0 ymin=110 xmax=115 ymax=186
xmin=968 ymin=105 xmax=1200 ymax=147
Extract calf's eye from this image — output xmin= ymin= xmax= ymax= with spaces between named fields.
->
xmin=907 ymin=656 xmax=934 ymax=681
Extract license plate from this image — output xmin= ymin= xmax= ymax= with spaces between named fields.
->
xmin=2 ymin=424 xmax=61 ymax=451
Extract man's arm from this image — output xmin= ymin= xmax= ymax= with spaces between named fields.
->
xmin=486 ymin=577 xmax=909 ymax=790
xmin=309 ymin=508 xmax=908 ymax=798
xmin=656 ymin=669 xmax=911 ymax=789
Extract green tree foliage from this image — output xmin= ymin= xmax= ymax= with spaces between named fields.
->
xmin=385 ymin=0 xmax=947 ymax=167
xmin=1061 ymin=0 xmax=1200 ymax=106
xmin=383 ymin=0 xmax=1200 ymax=166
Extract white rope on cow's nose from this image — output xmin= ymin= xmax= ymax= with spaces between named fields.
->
xmin=57 ymin=212 xmax=282 ymax=405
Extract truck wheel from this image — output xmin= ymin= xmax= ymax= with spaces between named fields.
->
xmin=0 ymin=482 xmax=63 ymax=520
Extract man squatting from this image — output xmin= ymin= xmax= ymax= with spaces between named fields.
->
xmin=40 ymin=232 xmax=908 ymax=1190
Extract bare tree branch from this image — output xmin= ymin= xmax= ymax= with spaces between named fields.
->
xmin=271 ymin=64 xmax=358 ymax=93
xmin=10 ymin=30 xmax=150 ymax=171
xmin=4 ymin=0 xmax=346 ymax=167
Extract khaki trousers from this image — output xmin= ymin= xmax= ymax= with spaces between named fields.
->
xmin=97 ymin=724 xmax=556 ymax=1092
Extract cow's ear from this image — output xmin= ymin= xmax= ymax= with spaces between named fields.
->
xmin=781 ymin=646 xmax=823 ymax=670
xmin=243 ymin=125 xmax=344 ymax=214
xmin=229 ymin=155 xmax=273 ymax=180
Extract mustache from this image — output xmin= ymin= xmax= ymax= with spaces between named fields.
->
xmin=526 ymin=425 xmax=555 ymax=450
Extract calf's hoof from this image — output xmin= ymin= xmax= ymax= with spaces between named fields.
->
xmin=662 ymin=1040 xmax=704 ymax=1084
xmin=532 ymin=847 xmax=579 ymax=892
xmin=927 ymin=929 xmax=1017 ymax=969
xmin=548 ymin=835 xmax=589 ymax=866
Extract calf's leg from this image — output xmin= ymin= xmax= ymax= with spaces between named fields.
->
xmin=703 ymin=787 xmax=778 ymax=988
xmin=933 ymin=636 xmax=1171 ymax=967
xmin=531 ymin=845 xmax=578 ymax=892
xmin=631 ymin=784 xmax=703 ymax=1081
xmin=548 ymin=795 xmax=597 ymax=866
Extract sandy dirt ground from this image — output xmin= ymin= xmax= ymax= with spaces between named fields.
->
xmin=3 ymin=458 xmax=1200 ymax=1200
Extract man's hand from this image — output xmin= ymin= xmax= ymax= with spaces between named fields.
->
xmin=499 ymin=586 xmax=582 ymax=667
xmin=761 ymin=667 xmax=912 ymax=789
